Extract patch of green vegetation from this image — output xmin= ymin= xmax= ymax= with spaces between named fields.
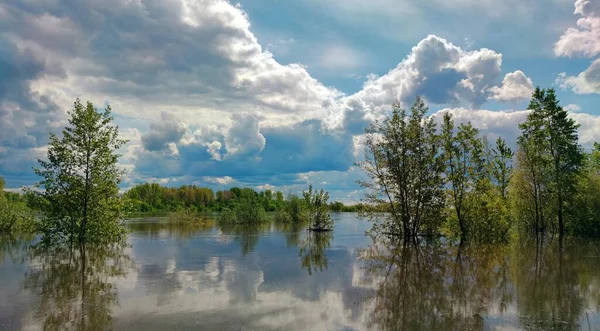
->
xmin=166 ymin=209 xmax=215 ymax=227
xmin=0 ymin=178 xmax=37 ymax=235
xmin=218 ymin=198 xmax=268 ymax=225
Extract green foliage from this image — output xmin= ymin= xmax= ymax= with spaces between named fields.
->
xmin=329 ymin=201 xmax=345 ymax=212
xmin=235 ymin=198 xmax=268 ymax=224
xmin=124 ymin=183 xmax=289 ymax=213
xmin=124 ymin=183 xmax=214 ymax=212
xmin=303 ymin=185 xmax=333 ymax=231
xmin=570 ymin=143 xmax=600 ymax=236
xmin=217 ymin=194 xmax=268 ymax=225
xmin=0 ymin=178 xmax=37 ymax=234
xmin=275 ymin=194 xmax=308 ymax=224
xmin=359 ymin=97 xmax=444 ymax=238
xmin=0 ymin=199 xmax=37 ymax=234
xmin=513 ymin=87 xmax=584 ymax=236
xmin=441 ymin=112 xmax=486 ymax=239
xmin=124 ymin=182 xmax=366 ymax=218
xmin=32 ymin=99 xmax=128 ymax=244
xmin=358 ymin=90 xmax=600 ymax=242
xmin=218 ymin=208 xmax=238 ymax=224
xmin=492 ymin=137 xmax=514 ymax=200
xmin=440 ymin=114 xmax=511 ymax=243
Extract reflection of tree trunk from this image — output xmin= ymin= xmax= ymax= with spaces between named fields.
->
xmin=399 ymin=243 xmax=410 ymax=331
xmin=535 ymin=234 xmax=544 ymax=280
xmin=556 ymin=244 xmax=564 ymax=321
xmin=80 ymin=243 xmax=87 ymax=330
xmin=452 ymin=240 xmax=465 ymax=316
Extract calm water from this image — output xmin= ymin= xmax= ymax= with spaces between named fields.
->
xmin=1 ymin=213 xmax=600 ymax=331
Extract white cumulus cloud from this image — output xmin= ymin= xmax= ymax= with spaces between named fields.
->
xmin=555 ymin=0 xmax=600 ymax=94
xmin=488 ymin=70 xmax=535 ymax=103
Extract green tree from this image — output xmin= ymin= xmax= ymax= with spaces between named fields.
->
xmin=441 ymin=113 xmax=486 ymax=240
xmin=512 ymin=142 xmax=552 ymax=234
xmin=33 ymin=99 xmax=128 ymax=243
xmin=303 ymin=185 xmax=333 ymax=231
xmin=329 ymin=201 xmax=345 ymax=212
xmin=571 ymin=143 xmax=600 ymax=236
xmin=515 ymin=87 xmax=583 ymax=237
xmin=359 ymin=97 xmax=444 ymax=239
xmin=492 ymin=137 xmax=513 ymax=200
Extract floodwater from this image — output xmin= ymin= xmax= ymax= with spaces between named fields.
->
xmin=1 ymin=213 xmax=600 ymax=330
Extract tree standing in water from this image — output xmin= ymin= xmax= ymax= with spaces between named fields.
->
xmin=34 ymin=99 xmax=128 ymax=243
xmin=303 ymin=185 xmax=333 ymax=231
xmin=514 ymin=88 xmax=583 ymax=238
xmin=359 ymin=96 xmax=444 ymax=239
xmin=441 ymin=112 xmax=486 ymax=240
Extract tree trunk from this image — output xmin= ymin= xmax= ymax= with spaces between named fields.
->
xmin=558 ymin=190 xmax=564 ymax=237
xmin=555 ymin=157 xmax=564 ymax=240
xmin=79 ymin=243 xmax=87 ymax=330
xmin=457 ymin=207 xmax=467 ymax=241
xmin=80 ymin=133 xmax=93 ymax=243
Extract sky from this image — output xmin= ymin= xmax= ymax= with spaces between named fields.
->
xmin=1 ymin=0 xmax=600 ymax=202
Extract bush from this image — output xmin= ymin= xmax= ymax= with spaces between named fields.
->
xmin=219 ymin=208 xmax=238 ymax=224
xmin=303 ymin=185 xmax=333 ymax=231
xmin=275 ymin=210 xmax=292 ymax=223
xmin=276 ymin=195 xmax=308 ymax=224
xmin=235 ymin=199 xmax=268 ymax=224
xmin=0 ymin=199 xmax=37 ymax=234
xmin=218 ymin=200 xmax=268 ymax=225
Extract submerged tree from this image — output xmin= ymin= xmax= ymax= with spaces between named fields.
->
xmin=514 ymin=88 xmax=583 ymax=237
xmin=439 ymin=114 xmax=512 ymax=242
xmin=571 ymin=143 xmax=600 ymax=236
xmin=441 ymin=112 xmax=486 ymax=240
xmin=33 ymin=99 xmax=128 ymax=243
xmin=359 ymin=97 xmax=444 ymax=239
xmin=303 ymin=185 xmax=333 ymax=231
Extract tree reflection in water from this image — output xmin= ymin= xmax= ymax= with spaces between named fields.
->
xmin=219 ymin=222 xmax=271 ymax=255
xmin=512 ymin=236 xmax=591 ymax=330
xmin=23 ymin=240 xmax=132 ymax=331
xmin=360 ymin=234 xmax=600 ymax=331
xmin=275 ymin=221 xmax=307 ymax=248
xmin=299 ymin=231 xmax=333 ymax=276
xmin=0 ymin=234 xmax=33 ymax=267
xmin=127 ymin=220 xmax=215 ymax=238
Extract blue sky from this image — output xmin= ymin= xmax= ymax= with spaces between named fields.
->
xmin=1 ymin=0 xmax=600 ymax=202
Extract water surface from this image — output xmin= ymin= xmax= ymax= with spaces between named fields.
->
xmin=1 ymin=213 xmax=600 ymax=330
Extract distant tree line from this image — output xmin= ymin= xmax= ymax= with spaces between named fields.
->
xmin=123 ymin=182 xmax=366 ymax=214
xmin=360 ymin=88 xmax=600 ymax=243
xmin=124 ymin=184 xmax=283 ymax=212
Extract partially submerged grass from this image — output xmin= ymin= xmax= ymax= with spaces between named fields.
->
xmin=167 ymin=209 xmax=214 ymax=227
